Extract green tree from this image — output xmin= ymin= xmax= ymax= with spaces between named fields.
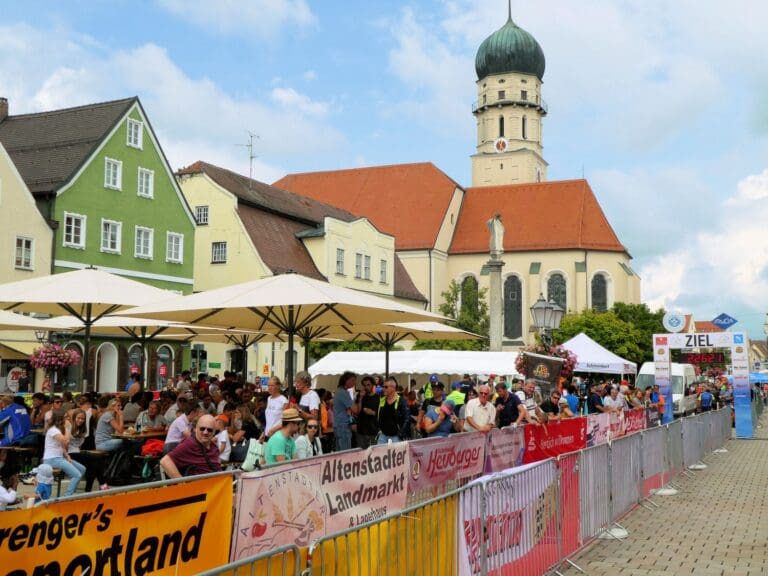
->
xmin=553 ymin=309 xmax=644 ymax=365
xmin=610 ymin=302 xmax=665 ymax=363
xmin=414 ymin=278 xmax=489 ymax=351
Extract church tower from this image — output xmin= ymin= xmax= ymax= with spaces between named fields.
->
xmin=471 ymin=10 xmax=548 ymax=187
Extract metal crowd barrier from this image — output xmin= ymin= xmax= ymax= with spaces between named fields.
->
xmin=639 ymin=424 xmax=665 ymax=497
xmin=196 ymin=545 xmax=302 ymax=576
xmin=681 ymin=415 xmax=702 ymax=468
xmin=609 ymin=433 xmax=642 ymax=520
xmin=578 ymin=444 xmax=611 ymax=544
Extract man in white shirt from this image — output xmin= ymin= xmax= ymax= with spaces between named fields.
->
xmin=463 ymin=385 xmax=497 ymax=433
xmin=263 ymin=377 xmax=288 ymax=439
xmin=295 ymin=372 xmax=320 ymax=422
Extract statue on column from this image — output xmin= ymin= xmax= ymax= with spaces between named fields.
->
xmin=486 ymin=213 xmax=504 ymax=260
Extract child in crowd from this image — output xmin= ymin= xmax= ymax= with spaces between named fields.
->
xmin=0 ymin=468 xmax=20 ymax=510
xmin=34 ymin=464 xmax=54 ymax=502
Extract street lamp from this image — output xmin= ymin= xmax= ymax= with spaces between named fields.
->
xmin=530 ymin=293 xmax=564 ymax=347
xmin=34 ymin=329 xmax=48 ymax=344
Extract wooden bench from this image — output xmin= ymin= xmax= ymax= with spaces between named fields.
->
xmin=0 ymin=446 xmax=37 ymax=472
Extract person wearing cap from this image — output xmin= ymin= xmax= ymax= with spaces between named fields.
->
xmin=420 ymin=375 xmax=438 ymax=402
xmin=422 ymin=398 xmax=459 ymax=438
xmin=446 ymin=382 xmax=467 ymax=409
xmin=34 ymin=463 xmax=54 ymax=501
xmin=265 ymin=408 xmax=304 ymax=463
xmin=160 ymin=414 xmax=221 ymax=478
xmin=214 ymin=414 xmax=231 ymax=463
xmin=417 ymin=381 xmax=445 ymax=437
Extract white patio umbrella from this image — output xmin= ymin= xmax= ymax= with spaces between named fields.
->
xmin=118 ymin=273 xmax=443 ymax=389
xmin=0 ymin=268 xmax=178 ymax=389
xmin=0 ymin=310 xmax=65 ymax=331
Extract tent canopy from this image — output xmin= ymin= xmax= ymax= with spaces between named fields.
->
xmin=561 ymin=332 xmax=637 ymax=375
xmin=308 ymin=350 xmax=520 ymax=378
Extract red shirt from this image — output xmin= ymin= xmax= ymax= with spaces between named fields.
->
xmin=167 ymin=436 xmax=221 ymax=476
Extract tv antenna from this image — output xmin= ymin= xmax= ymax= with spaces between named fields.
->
xmin=237 ymin=131 xmax=260 ymax=191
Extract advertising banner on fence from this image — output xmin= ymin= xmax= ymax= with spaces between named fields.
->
xmin=522 ymin=417 xmax=587 ymax=463
xmin=408 ymin=433 xmax=485 ymax=491
xmin=0 ymin=474 xmax=232 ymax=576
xmin=646 ymin=406 xmax=660 ymax=428
xmin=232 ymin=444 xmax=409 ymax=560
xmin=459 ymin=461 xmax=559 ymax=576
xmin=484 ymin=426 xmax=525 ymax=472
xmin=623 ymin=408 xmax=647 ymax=435
xmin=586 ymin=413 xmax=610 ymax=447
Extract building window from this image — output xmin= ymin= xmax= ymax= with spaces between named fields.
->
xmin=336 ymin=248 xmax=345 ymax=275
xmin=134 ymin=226 xmax=154 ymax=259
xmin=364 ymin=255 xmax=371 ymax=280
xmin=166 ymin=232 xmax=183 ymax=263
xmin=100 ymin=219 xmax=122 ymax=254
xmin=499 ymin=116 xmax=505 ymax=138
xmin=380 ymin=259 xmax=387 ymax=284
xmin=482 ymin=94 xmax=487 ymax=105
xmin=195 ymin=205 xmax=209 ymax=225
xmin=592 ymin=274 xmax=608 ymax=312
xmin=212 ymin=241 xmax=227 ymax=263
xmin=63 ymin=212 xmax=86 ymax=249
xmin=522 ymin=116 xmax=528 ymax=140
xmin=104 ymin=158 xmax=122 ymax=190
xmin=460 ymin=276 xmax=480 ymax=319
xmin=547 ymin=273 xmax=566 ymax=311
xmin=15 ymin=237 xmax=33 ymax=270
xmin=498 ymin=90 xmax=505 ymax=100
xmin=521 ymin=90 xmax=528 ymax=101
xmin=355 ymin=253 xmax=363 ymax=279
xmin=137 ymin=168 xmax=154 ymax=198
xmin=503 ymin=275 xmax=522 ymax=339
xmin=127 ymin=118 xmax=143 ymax=149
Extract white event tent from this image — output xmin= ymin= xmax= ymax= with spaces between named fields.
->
xmin=561 ymin=332 xmax=637 ymax=375
xmin=308 ymin=350 xmax=520 ymax=380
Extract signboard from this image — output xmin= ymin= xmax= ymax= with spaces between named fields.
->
xmin=261 ymin=363 xmax=270 ymax=376
xmin=662 ymin=312 xmax=686 ymax=333
xmin=208 ymin=362 xmax=221 ymax=369
xmin=711 ymin=313 xmax=737 ymax=329
xmin=408 ymin=434 xmax=485 ymax=491
xmin=0 ymin=475 xmax=233 ymax=575
xmin=158 ymin=364 xmax=168 ymax=377
xmin=522 ymin=352 xmax=564 ymax=398
xmin=522 ymin=418 xmax=587 ymax=464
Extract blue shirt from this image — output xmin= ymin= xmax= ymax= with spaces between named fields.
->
xmin=0 ymin=404 xmax=32 ymax=446
xmin=425 ymin=406 xmax=453 ymax=437
xmin=36 ymin=483 xmax=52 ymax=501
xmin=566 ymin=394 xmax=579 ymax=415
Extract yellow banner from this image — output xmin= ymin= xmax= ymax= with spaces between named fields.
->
xmin=0 ymin=474 xmax=232 ymax=576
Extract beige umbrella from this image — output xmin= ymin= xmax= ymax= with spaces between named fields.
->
xmin=118 ymin=273 xmax=443 ymax=388
xmin=304 ymin=321 xmax=482 ymax=377
xmin=0 ymin=310 xmax=65 ymax=331
xmin=0 ymin=268 xmax=178 ymax=389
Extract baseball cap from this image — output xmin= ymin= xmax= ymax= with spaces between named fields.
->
xmin=451 ymin=382 xmax=462 ymax=390
xmin=441 ymin=399 xmax=456 ymax=415
xmin=33 ymin=464 xmax=54 ymax=485
xmin=216 ymin=414 xmax=229 ymax=424
xmin=429 ymin=374 xmax=438 ymax=383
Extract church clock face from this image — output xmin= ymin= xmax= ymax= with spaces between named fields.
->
xmin=494 ymin=137 xmax=508 ymax=153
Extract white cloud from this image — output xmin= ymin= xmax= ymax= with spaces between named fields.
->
xmin=270 ymin=87 xmax=329 ymax=117
xmin=302 ymin=70 xmax=318 ymax=81
xmin=158 ymin=0 xmax=315 ymax=39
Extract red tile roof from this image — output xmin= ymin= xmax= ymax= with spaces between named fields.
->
xmin=693 ymin=321 xmax=725 ymax=333
xmin=274 ymin=162 xmax=461 ymax=250
xmin=451 ymin=179 xmax=627 ymax=254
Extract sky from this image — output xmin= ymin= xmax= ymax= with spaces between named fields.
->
xmin=2 ymin=0 xmax=768 ymax=337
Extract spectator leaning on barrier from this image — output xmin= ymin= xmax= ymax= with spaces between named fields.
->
xmin=517 ymin=379 xmax=545 ymax=422
xmin=538 ymin=390 xmax=565 ymax=422
xmin=265 ymin=408 xmax=304 ymax=463
xmin=494 ymin=382 xmax=525 ymax=427
xmin=160 ymin=414 xmax=221 ymax=478
xmin=587 ymin=382 xmax=607 ymax=414
xmin=463 ymin=384 xmax=497 ymax=433
xmin=377 ymin=377 xmax=410 ymax=444
xmin=422 ymin=398 xmax=458 ymax=437
xmin=564 ymin=384 xmax=581 ymax=415
xmin=355 ymin=376 xmax=380 ymax=449
xmin=417 ymin=381 xmax=444 ymax=436
xmin=602 ymin=387 xmax=624 ymax=413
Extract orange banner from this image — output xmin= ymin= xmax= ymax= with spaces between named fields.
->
xmin=0 ymin=474 xmax=232 ymax=576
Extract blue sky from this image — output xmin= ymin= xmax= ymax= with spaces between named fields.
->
xmin=3 ymin=0 xmax=768 ymax=337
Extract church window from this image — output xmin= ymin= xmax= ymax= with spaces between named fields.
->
xmin=521 ymin=90 xmax=528 ymax=101
xmin=498 ymin=78 xmax=505 ymax=84
xmin=521 ymin=79 xmax=528 ymax=84
xmin=592 ymin=274 xmax=608 ymax=312
xmin=522 ymin=116 xmax=528 ymax=140
xmin=460 ymin=276 xmax=479 ymax=319
xmin=498 ymin=116 xmax=505 ymax=137
xmin=498 ymin=90 xmax=505 ymax=101
xmin=482 ymin=94 xmax=487 ymax=105
xmin=547 ymin=274 xmax=566 ymax=311
xmin=504 ymin=276 xmax=522 ymax=339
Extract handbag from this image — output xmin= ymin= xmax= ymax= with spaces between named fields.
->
xmin=241 ymin=438 xmax=265 ymax=472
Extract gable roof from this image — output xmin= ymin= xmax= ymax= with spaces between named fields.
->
xmin=451 ymin=179 xmax=627 ymax=254
xmin=274 ymin=162 xmax=461 ymax=250
xmin=180 ymin=161 xmax=426 ymax=303
xmin=693 ymin=321 xmax=724 ymax=333
xmin=0 ymin=97 xmax=135 ymax=194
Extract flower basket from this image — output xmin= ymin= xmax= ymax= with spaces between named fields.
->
xmin=29 ymin=344 xmax=81 ymax=370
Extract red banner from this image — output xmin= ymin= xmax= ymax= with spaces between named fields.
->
xmin=522 ymin=418 xmax=587 ymax=464
xmin=408 ymin=433 xmax=485 ymax=491
xmin=623 ymin=408 xmax=647 ymax=435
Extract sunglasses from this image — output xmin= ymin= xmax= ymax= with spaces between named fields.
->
xmin=197 ymin=427 xmax=215 ymax=433
xmin=307 ymin=425 xmax=318 ymax=429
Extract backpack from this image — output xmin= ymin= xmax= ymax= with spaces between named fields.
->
xmin=103 ymin=451 xmax=135 ymax=486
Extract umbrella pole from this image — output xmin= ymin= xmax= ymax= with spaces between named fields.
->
xmin=303 ymin=336 xmax=310 ymax=374
xmin=83 ymin=303 xmax=92 ymax=393
xmin=242 ymin=344 xmax=248 ymax=383
xmin=287 ymin=304 xmax=295 ymax=397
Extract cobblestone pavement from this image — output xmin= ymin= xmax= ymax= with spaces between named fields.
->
xmin=559 ymin=418 xmax=768 ymax=576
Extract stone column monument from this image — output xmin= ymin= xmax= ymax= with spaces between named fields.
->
xmin=486 ymin=214 xmax=505 ymax=351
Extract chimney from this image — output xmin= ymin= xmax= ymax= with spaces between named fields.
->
xmin=0 ymin=98 xmax=7 ymax=122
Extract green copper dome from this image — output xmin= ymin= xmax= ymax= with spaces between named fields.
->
xmin=475 ymin=18 xmax=545 ymax=81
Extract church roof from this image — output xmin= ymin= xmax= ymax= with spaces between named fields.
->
xmin=451 ymin=179 xmax=627 ymax=254
xmin=475 ymin=17 xmax=545 ymax=81
xmin=274 ymin=162 xmax=461 ymax=251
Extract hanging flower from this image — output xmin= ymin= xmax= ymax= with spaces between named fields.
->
xmin=29 ymin=344 xmax=81 ymax=370
xmin=515 ymin=343 xmax=578 ymax=379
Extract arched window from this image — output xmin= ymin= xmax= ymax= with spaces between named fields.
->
xmin=547 ymin=273 xmax=566 ymax=311
xmin=503 ymin=275 xmax=522 ymax=339
xmin=592 ymin=274 xmax=608 ymax=312
xmin=498 ymin=115 xmax=505 ymax=138
xmin=156 ymin=345 xmax=173 ymax=390
xmin=522 ymin=116 xmax=528 ymax=140
xmin=460 ymin=276 xmax=479 ymax=318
